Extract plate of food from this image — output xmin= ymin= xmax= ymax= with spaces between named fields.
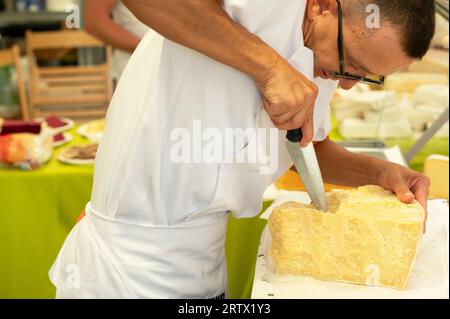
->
xmin=77 ymin=119 xmax=105 ymax=142
xmin=57 ymin=143 xmax=98 ymax=165
xmin=35 ymin=116 xmax=74 ymax=134
xmin=0 ymin=131 xmax=53 ymax=170
xmin=53 ymin=132 xmax=73 ymax=148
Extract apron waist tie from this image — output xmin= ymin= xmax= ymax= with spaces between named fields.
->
xmin=83 ymin=203 xmax=230 ymax=298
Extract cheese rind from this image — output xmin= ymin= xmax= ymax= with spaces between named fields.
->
xmin=268 ymin=185 xmax=425 ymax=290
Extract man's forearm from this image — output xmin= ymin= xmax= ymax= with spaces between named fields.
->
xmin=315 ymin=139 xmax=388 ymax=187
xmin=85 ymin=0 xmax=141 ymax=53
xmin=86 ymin=20 xmax=141 ymax=53
xmin=123 ymin=0 xmax=280 ymax=82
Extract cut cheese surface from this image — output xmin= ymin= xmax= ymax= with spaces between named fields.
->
xmin=268 ymin=185 xmax=425 ymax=290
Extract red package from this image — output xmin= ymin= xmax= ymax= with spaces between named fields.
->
xmin=0 ymin=120 xmax=42 ymax=135
xmin=45 ymin=116 xmax=67 ymax=128
xmin=53 ymin=133 xmax=65 ymax=142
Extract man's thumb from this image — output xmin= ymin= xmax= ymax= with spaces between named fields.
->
xmin=394 ymin=184 xmax=415 ymax=203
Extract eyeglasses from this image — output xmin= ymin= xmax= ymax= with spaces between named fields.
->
xmin=332 ymin=0 xmax=385 ymax=86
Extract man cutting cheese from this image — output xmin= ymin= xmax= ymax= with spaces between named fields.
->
xmin=49 ymin=0 xmax=436 ymax=298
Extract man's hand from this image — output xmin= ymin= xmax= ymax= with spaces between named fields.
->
xmin=377 ymin=163 xmax=431 ymax=231
xmin=315 ymin=139 xmax=431 ymax=232
xmin=257 ymin=56 xmax=319 ymax=147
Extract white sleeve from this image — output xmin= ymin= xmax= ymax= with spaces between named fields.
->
xmin=313 ymin=105 xmax=332 ymax=142
xmin=312 ymin=78 xmax=338 ymax=142
xmin=222 ymin=0 xmax=292 ymax=32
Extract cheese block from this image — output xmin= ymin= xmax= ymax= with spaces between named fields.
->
xmin=424 ymin=155 xmax=449 ymax=199
xmin=333 ymin=90 xmax=397 ymax=112
xmin=385 ymin=72 xmax=448 ymax=93
xmin=333 ymin=107 xmax=364 ymax=121
xmin=435 ymin=122 xmax=449 ymax=138
xmin=412 ymin=84 xmax=449 ymax=110
xmin=363 ymin=98 xmax=413 ymax=124
xmin=339 ymin=118 xmax=412 ymax=139
xmin=408 ymin=48 xmax=449 ymax=74
xmin=409 ymin=106 xmax=443 ymax=132
xmin=268 ymin=185 xmax=425 ymax=289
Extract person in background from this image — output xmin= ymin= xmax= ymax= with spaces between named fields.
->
xmin=84 ymin=0 xmax=153 ymax=82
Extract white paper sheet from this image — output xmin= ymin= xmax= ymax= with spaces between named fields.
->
xmin=252 ymin=191 xmax=449 ymax=299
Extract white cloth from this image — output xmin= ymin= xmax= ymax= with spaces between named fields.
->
xmin=50 ymin=203 xmax=229 ymax=298
xmin=110 ymin=0 xmax=152 ymax=80
xmin=50 ymin=0 xmax=338 ymax=298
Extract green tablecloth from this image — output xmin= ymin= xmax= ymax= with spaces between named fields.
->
xmin=0 ymin=124 xmax=448 ymax=299
xmin=0 ymin=127 xmax=269 ymax=299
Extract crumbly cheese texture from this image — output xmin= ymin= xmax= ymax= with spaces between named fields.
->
xmin=268 ymin=185 xmax=425 ymax=290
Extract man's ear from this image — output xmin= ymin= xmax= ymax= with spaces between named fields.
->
xmin=306 ymin=0 xmax=338 ymax=19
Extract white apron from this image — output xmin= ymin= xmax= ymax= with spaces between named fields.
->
xmin=110 ymin=0 xmax=152 ymax=80
xmin=50 ymin=0 xmax=338 ymax=298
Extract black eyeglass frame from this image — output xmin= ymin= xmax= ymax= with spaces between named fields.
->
xmin=332 ymin=0 xmax=385 ymax=86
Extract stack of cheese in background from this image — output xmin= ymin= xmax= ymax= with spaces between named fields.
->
xmin=268 ymin=185 xmax=425 ymax=290
xmin=424 ymin=155 xmax=450 ymax=200
xmin=332 ymin=72 xmax=449 ymax=140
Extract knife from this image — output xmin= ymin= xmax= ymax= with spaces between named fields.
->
xmin=286 ymin=128 xmax=328 ymax=212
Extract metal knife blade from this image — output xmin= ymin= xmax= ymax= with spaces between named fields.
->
xmin=286 ymin=130 xmax=328 ymax=212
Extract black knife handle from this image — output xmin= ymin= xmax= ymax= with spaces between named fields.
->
xmin=287 ymin=129 xmax=303 ymax=143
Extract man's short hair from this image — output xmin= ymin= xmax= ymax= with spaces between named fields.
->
xmin=346 ymin=0 xmax=436 ymax=59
